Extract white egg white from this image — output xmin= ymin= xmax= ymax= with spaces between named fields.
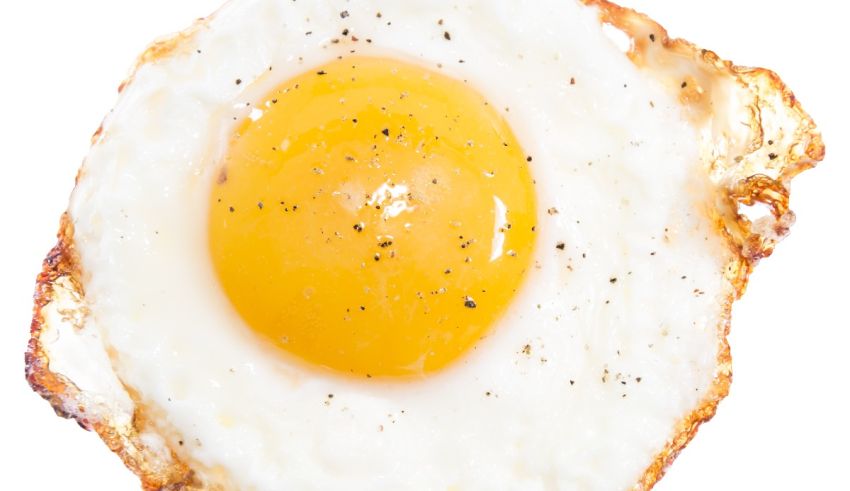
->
xmin=48 ymin=0 xmax=739 ymax=489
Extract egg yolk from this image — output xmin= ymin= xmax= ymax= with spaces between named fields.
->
xmin=209 ymin=57 xmax=536 ymax=378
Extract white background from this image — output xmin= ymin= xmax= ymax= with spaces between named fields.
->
xmin=0 ymin=1 xmax=846 ymax=489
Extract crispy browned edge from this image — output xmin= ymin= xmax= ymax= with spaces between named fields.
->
xmin=25 ymin=1 xmax=825 ymax=490
xmin=25 ymin=15 xmax=213 ymax=491
xmin=582 ymin=1 xmax=825 ymax=489
xmin=26 ymin=215 xmax=202 ymax=490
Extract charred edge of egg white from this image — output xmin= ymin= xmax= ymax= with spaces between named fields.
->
xmin=583 ymin=1 xmax=824 ymax=489
xmin=27 ymin=1 xmax=825 ymax=490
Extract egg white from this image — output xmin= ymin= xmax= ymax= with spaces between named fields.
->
xmin=56 ymin=0 xmax=732 ymax=488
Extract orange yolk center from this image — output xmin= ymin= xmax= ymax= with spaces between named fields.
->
xmin=209 ymin=57 xmax=537 ymax=378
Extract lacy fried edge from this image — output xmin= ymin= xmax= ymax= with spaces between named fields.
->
xmin=25 ymin=12 xmax=217 ymax=491
xmin=25 ymin=1 xmax=825 ymax=490
xmin=25 ymin=214 xmax=205 ymax=491
xmin=581 ymin=1 xmax=824 ymax=489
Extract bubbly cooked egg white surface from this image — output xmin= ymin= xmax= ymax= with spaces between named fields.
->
xmin=59 ymin=0 xmax=733 ymax=488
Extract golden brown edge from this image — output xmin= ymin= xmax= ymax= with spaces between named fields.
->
xmin=25 ymin=11 xmax=220 ymax=491
xmin=581 ymin=1 xmax=825 ymax=489
xmin=25 ymin=1 xmax=825 ymax=490
xmin=25 ymin=214 xmax=200 ymax=490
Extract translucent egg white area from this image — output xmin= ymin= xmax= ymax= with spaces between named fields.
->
xmin=57 ymin=0 xmax=733 ymax=489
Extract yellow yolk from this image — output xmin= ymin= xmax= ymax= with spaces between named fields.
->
xmin=209 ymin=57 xmax=536 ymax=378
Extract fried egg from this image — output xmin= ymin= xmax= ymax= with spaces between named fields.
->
xmin=26 ymin=0 xmax=823 ymax=489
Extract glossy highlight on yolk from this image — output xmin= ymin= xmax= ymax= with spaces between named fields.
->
xmin=209 ymin=57 xmax=537 ymax=378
